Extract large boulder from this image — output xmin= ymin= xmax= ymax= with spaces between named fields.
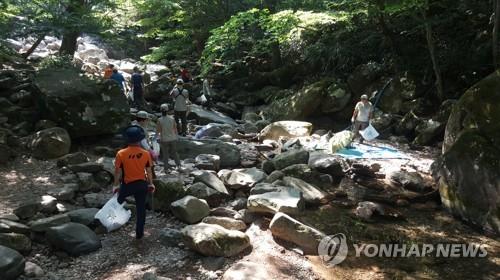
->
xmin=29 ymin=127 xmax=71 ymax=159
xmin=247 ymin=189 xmax=305 ymax=215
xmin=152 ymin=178 xmax=186 ymax=212
xmin=67 ymin=208 xmax=99 ymax=226
xmin=219 ymin=168 xmax=267 ymax=190
xmin=181 ymin=223 xmax=251 ymax=257
xmin=413 ymin=119 xmax=445 ymax=146
xmin=259 ymin=121 xmax=313 ymax=141
xmin=282 ymin=176 xmax=327 ymax=205
xmin=201 ymin=216 xmax=247 ymax=231
xmin=0 ymin=233 xmax=31 ymax=254
xmin=56 ymin=152 xmax=90 ymax=167
xmin=45 ymin=223 xmax=101 ymax=256
xmin=271 ymin=149 xmax=309 ymax=170
xmin=308 ymin=151 xmax=345 ymax=178
xmin=269 ymin=212 xmax=326 ymax=255
xmin=0 ymin=219 xmax=30 ymax=235
xmin=170 ymin=196 xmax=210 ymax=224
xmin=35 ymin=68 xmax=129 ymax=138
xmin=262 ymin=80 xmax=333 ymax=121
xmin=436 ymin=71 xmax=500 ymax=235
xmin=193 ymin=171 xmax=230 ymax=195
xmin=177 ymin=139 xmax=241 ymax=168
xmin=0 ymin=245 xmax=25 ymax=280
xmin=186 ymin=182 xmax=225 ymax=207
xmin=188 ymin=104 xmax=238 ymax=126
xmin=28 ymin=214 xmax=71 ymax=233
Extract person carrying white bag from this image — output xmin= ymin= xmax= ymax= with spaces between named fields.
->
xmin=111 ymin=125 xmax=156 ymax=239
xmin=351 ymin=94 xmax=374 ymax=144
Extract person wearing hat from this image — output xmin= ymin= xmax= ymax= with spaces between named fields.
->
xmin=156 ymin=104 xmax=181 ymax=171
xmin=351 ymin=94 xmax=373 ymax=144
xmin=169 ymin=79 xmax=190 ymax=136
xmin=113 ymin=125 xmax=156 ymax=239
xmin=133 ymin=111 xmax=152 ymax=151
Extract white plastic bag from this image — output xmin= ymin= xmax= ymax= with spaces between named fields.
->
xmin=359 ymin=124 xmax=379 ymax=141
xmin=94 ymin=194 xmax=131 ymax=232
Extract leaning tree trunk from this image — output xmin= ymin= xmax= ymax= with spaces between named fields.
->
xmin=22 ymin=34 xmax=45 ymax=59
xmin=59 ymin=31 xmax=80 ymax=56
xmin=494 ymin=0 xmax=500 ymax=69
xmin=423 ymin=12 xmax=444 ymax=101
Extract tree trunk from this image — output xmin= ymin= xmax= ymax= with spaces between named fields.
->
xmin=494 ymin=0 xmax=500 ymax=68
xmin=22 ymin=34 xmax=45 ymax=59
xmin=374 ymin=0 xmax=401 ymax=73
xmin=59 ymin=31 xmax=80 ymax=56
xmin=423 ymin=12 xmax=444 ymax=101
xmin=58 ymin=0 xmax=85 ymax=56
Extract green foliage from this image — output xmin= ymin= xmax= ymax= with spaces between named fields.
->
xmin=200 ymin=9 xmax=338 ymax=75
xmin=38 ymin=55 xmax=77 ymax=70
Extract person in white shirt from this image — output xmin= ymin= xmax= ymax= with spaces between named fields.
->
xmin=351 ymin=94 xmax=373 ymax=144
xmin=156 ymin=104 xmax=181 ymax=171
xmin=170 ymin=79 xmax=190 ymax=136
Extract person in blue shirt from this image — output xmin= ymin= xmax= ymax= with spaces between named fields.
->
xmin=110 ymin=69 xmax=128 ymax=94
xmin=131 ymin=66 xmax=145 ymax=109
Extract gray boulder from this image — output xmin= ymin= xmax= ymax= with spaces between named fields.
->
xmin=0 ymin=245 xmax=25 ymax=280
xmin=67 ymin=208 xmax=99 ymax=226
xmin=269 ymin=213 xmax=326 ymax=255
xmin=194 ymin=171 xmax=229 ymax=195
xmin=35 ymin=68 xmax=130 ymax=138
xmin=308 ymin=151 xmax=345 ymax=178
xmin=152 ymin=178 xmax=186 ymax=212
xmin=0 ymin=219 xmax=30 ymax=235
xmin=45 ymin=223 xmax=101 ymax=256
xmin=77 ymin=172 xmax=100 ymax=192
xmin=13 ymin=199 xmax=41 ymax=220
xmin=272 ymin=149 xmax=309 ymax=170
xmin=186 ymin=182 xmax=224 ymax=207
xmin=389 ymin=170 xmax=428 ymax=193
xmin=29 ymin=127 xmax=71 ymax=159
xmin=24 ymin=261 xmax=44 ymax=278
xmin=195 ymin=154 xmax=221 ymax=171
xmin=181 ymin=223 xmax=251 ymax=257
xmin=83 ymin=193 xmax=111 ymax=208
xmin=283 ymin=176 xmax=327 ymax=205
xmin=68 ymin=162 xmax=104 ymax=173
xmin=188 ymin=104 xmax=238 ymax=126
xmin=220 ymin=168 xmax=267 ymax=190
xmin=413 ymin=119 xmax=445 ymax=146
xmin=28 ymin=214 xmax=70 ymax=233
xmin=170 ymin=196 xmax=210 ymax=224
xmin=0 ymin=233 xmax=31 ymax=254
xmin=259 ymin=121 xmax=313 ymax=141
xmin=247 ymin=189 xmax=304 ymax=215
xmin=201 ymin=216 xmax=247 ymax=231
xmin=177 ymin=139 xmax=241 ymax=168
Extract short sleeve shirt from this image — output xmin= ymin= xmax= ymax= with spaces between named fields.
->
xmin=115 ymin=145 xmax=152 ymax=184
xmin=158 ymin=116 xmax=178 ymax=142
xmin=171 ymin=87 xmax=189 ymax=111
xmin=131 ymin=73 xmax=143 ymax=90
xmin=110 ymin=73 xmax=126 ymax=89
xmin=355 ymin=101 xmax=373 ymax=122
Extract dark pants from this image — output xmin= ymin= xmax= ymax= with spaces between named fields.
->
xmin=117 ymin=180 xmax=148 ymax=238
xmin=353 ymin=121 xmax=369 ymax=143
xmin=174 ymin=110 xmax=187 ymax=135
xmin=133 ymin=89 xmax=145 ymax=110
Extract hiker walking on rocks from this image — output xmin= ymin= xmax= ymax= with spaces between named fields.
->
xmin=156 ymin=104 xmax=181 ymax=172
xmin=180 ymin=66 xmax=192 ymax=83
xmin=104 ymin=64 xmax=114 ymax=79
xmin=110 ymin=69 xmax=128 ymax=94
xmin=113 ymin=125 xmax=156 ymax=239
xmin=351 ymin=94 xmax=373 ymax=144
xmin=170 ymin=79 xmax=190 ymax=136
xmin=131 ymin=66 xmax=146 ymax=109
xmin=200 ymin=76 xmax=214 ymax=109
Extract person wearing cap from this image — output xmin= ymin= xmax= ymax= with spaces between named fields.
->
xmin=156 ymin=104 xmax=181 ymax=171
xmin=113 ymin=125 xmax=156 ymax=239
xmin=170 ymin=79 xmax=190 ymax=136
xmin=351 ymin=94 xmax=373 ymax=144
xmin=132 ymin=111 xmax=153 ymax=152
xmin=131 ymin=66 xmax=146 ymax=109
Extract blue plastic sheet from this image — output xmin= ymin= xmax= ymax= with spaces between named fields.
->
xmin=335 ymin=143 xmax=410 ymax=159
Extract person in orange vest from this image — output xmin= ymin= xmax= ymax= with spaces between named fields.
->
xmin=104 ymin=64 xmax=114 ymax=79
xmin=113 ymin=125 xmax=156 ymax=239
